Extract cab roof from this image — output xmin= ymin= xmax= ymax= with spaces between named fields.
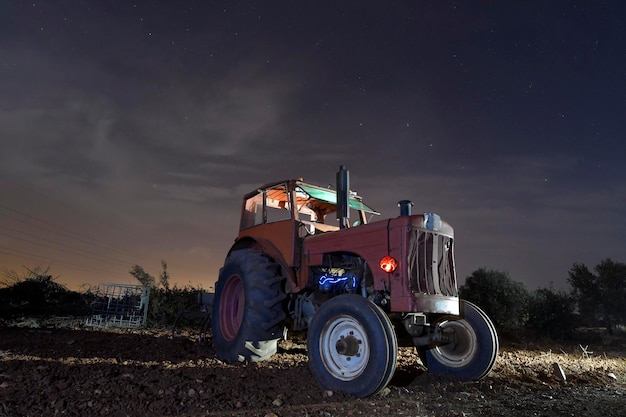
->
xmin=245 ymin=179 xmax=380 ymax=215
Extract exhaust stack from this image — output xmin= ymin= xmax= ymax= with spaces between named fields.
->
xmin=398 ymin=200 xmax=414 ymax=216
xmin=336 ymin=165 xmax=350 ymax=229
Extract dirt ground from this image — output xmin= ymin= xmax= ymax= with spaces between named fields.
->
xmin=1 ymin=319 xmax=625 ymax=417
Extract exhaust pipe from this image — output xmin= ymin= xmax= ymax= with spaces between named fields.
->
xmin=336 ymin=165 xmax=350 ymax=229
xmin=398 ymin=200 xmax=413 ymax=216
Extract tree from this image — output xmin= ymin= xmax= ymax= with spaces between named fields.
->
xmin=459 ymin=267 xmax=529 ymax=330
xmin=568 ymin=258 xmax=626 ymax=334
xmin=567 ymin=262 xmax=600 ymax=321
xmin=526 ymin=286 xmax=576 ymax=338
xmin=159 ymin=260 xmax=170 ymax=291
xmin=129 ymin=265 xmax=156 ymax=287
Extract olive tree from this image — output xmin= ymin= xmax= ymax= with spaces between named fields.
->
xmin=459 ymin=267 xmax=529 ymax=330
xmin=568 ymin=258 xmax=626 ymax=334
xmin=526 ymin=286 xmax=576 ymax=338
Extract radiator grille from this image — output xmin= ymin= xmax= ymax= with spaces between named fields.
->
xmin=407 ymin=229 xmax=457 ymax=297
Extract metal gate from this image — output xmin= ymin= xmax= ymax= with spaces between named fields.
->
xmin=86 ymin=283 xmax=150 ymax=328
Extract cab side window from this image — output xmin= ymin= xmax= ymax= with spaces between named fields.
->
xmin=241 ymin=184 xmax=292 ymax=230
xmin=241 ymin=193 xmax=264 ymax=229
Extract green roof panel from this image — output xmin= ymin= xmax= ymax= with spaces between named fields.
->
xmin=297 ymin=184 xmax=379 ymax=214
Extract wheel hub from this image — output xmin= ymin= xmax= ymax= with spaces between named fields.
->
xmin=432 ymin=319 xmax=478 ymax=366
xmin=319 ymin=315 xmax=370 ymax=379
xmin=335 ymin=333 xmax=361 ymax=357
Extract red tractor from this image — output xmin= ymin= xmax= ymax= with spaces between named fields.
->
xmin=212 ymin=166 xmax=498 ymax=397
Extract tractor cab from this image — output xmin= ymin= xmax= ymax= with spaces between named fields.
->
xmin=240 ymin=179 xmax=378 ymax=231
xmin=235 ymin=178 xmax=379 ymax=270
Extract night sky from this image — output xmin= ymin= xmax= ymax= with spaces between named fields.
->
xmin=1 ymin=1 xmax=624 ymax=291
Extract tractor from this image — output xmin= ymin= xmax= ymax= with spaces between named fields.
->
xmin=212 ymin=166 xmax=498 ymax=397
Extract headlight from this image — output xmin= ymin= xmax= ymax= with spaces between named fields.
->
xmin=424 ymin=212 xmax=442 ymax=231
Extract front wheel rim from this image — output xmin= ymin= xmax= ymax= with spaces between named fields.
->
xmin=431 ymin=319 xmax=478 ymax=368
xmin=319 ymin=315 xmax=370 ymax=381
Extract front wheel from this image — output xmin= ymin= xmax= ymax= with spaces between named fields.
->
xmin=212 ymin=249 xmax=287 ymax=362
xmin=307 ymin=294 xmax=397 ymax=398
xmin=418 ymin=299 xmax=498 ymax=380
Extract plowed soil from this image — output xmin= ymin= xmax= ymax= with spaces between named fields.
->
xmin=1 ymin=320 xmax=625 ymax=417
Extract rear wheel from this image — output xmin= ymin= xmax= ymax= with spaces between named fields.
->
xmin=307 ymin=294 xmax=397 ymax=397
xmin=419 ymin=299 xmax=498 ymax=380
xmin=212 ymin=249 xmax=287 ymax=362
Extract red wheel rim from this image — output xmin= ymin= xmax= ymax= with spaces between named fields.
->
xmin=220 ymin=274 xmax=245 ymax=341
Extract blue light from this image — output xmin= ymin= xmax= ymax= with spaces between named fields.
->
xmin=318 ymin=273 xmax=358 ymax=292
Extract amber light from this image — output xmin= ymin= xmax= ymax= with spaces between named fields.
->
xmin=379 ymin=256 xmax=398 ymax=273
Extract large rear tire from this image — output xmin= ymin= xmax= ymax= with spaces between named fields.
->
xmin=212 ymin=249 xmax=287 ymax=362
xmin=418 ymin=299 xmax=498 ymax=380
xmin=307 ymin=294 xmax=397 ymax=397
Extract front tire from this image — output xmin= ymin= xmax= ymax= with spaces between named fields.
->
xmin=419 ymin=299 xmax=498 ymax=380
xmin=212 ymin=249 xmax=287 ymax=362
xmin=307 ymin=294 xmax=397 ymax=397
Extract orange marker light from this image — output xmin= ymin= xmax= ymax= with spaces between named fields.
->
xmin=379 ymin=256 xmax=398 ymax=273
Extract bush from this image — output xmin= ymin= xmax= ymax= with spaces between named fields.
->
xmin=145 ymin=284 xmax=205 ymax=327
xmin=129 ymin=262 xmax=207 ymax=327
xmin=0 ymin=274 xmax=89 ymax=318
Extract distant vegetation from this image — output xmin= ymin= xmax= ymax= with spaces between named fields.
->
xmin=568 ymin=259 xmax=626 ymax=335
xmin=2 ymin=259 xmax=625 ymax=340
xmin=459 ymin=258 xmax=626 ymax=340
xmin=128 ymin=261 xmax=205 ymax=326
xmin=459 ymin=267 xmax=530 ymax=331
xmin=0 ymin=266 xmax=89 ymax=318
xmin=0 ymin=262 xmax=205 ymax=328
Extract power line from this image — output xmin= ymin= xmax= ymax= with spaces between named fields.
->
xmin=1 ymin=178 xmax=164 ymax=263
xmin=0 ymin=178 xmax=168 ymax=283
xmin=0 ymin=205 xmax=143 ymax=260
xmin=0 ymin=203 xmax=161 ymax=267
xmin=0 ymin=247 xmax=124 ymax=277
xmin=0 ymin=226 xmax=132 ymax=267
